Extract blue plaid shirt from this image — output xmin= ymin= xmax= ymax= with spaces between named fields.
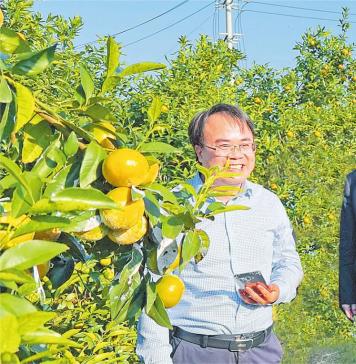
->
xmin=136 ymin=174 xmax=303 ymax=364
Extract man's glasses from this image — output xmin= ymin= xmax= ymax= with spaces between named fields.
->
xmin=202 ymin=143 xmax=256 ymax=155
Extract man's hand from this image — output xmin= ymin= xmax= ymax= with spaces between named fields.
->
xmin=240 ymin=283 xmax=280 ymax=305
xmin=341 ymin=304 xmax=356 ymax=321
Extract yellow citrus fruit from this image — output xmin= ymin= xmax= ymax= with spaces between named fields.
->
xmin=101 ymin=187 xmax=145 ymax=230
xmin=270 ymin=183 xmax=278 ymax=191
xmin=108 ymin=216 xmax=147 ymax=245
xmin=35 ymin=261 xmax=50 ymax=279
xmin=74 ymin=224 xmax=107 ymax=241
xmin=141 ymin=163 xmax=160 ymax=185
xmin=314 ymin=130 xmax=322 ymax=138
xmin=34 ymin=228 xmax=61 ymax=241
xmin=254 ymin=97 xmax=262 ymax=105
xmin=0 ymin=9 xmax=3 ymax=28
xmin=102 ymin=148 xmax=149 ymax=187
xmin=286 ymin=131 xmax=294 ymax=138
xmin=103 ymin=268 xmax=115 ymax=280
xmin=161 ymin=105 xmax=169 ymax=113
xmin=99 ymin=257 xmax=112 ymax=266
xmin=303 ymin=216 xmax=312 ymax=225
xmin=156 ymin=274 xmax=185 ymax=308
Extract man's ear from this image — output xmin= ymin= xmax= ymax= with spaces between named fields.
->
xmin=194 ymin=145 xmax=203 ymax=163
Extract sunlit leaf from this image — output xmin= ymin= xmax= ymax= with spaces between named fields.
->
xmin=14 ymin=82 xmax=35 ymax=132
xmin=79 ymin=141 xmax=107 ymax=188
xmin=0 ymin=27 xmax=31 ymax=54
xmin=147 ymin=97 xmax=162 ymax=123
xmin=12 ymin=215 xmax=71 ymax=238
xmin=0 ymin=241 xmax=68 ymax=271
xmin=0 ymin=76 xmax=12 ymax=103
xmin=63 ymin=131 xmax=79 ymax=157
xmin=119 ymin=62 xmax=166 ymax=78
xmin=12 ymin=44 xmax=57 ymax=76
xmin=50 ymin=187 xmax=120 ymax=210
xmin=80 ymin=64 xmax=95 ymax=103
xmin=106 ymin=36 xmax=120 ymax=78
xmin=22 ymin=121 xmax=52 ymax=163
xmin=0 ymin=154 xmax=34 ymax=202
xmin=0 ymin=314 xmax=20 ymax=353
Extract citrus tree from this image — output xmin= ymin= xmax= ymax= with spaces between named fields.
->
xmin=0 ymin=3 xmax=246 ymax=362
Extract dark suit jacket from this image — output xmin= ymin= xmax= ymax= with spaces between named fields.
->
xmin=339 ymin=169 xmax=356 ymax=304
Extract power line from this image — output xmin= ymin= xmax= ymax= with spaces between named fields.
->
xmin=246 ymin=1 xmax=356 ymax=17
xmin=74 ymin=0 xmax=190 ymax=49
xmin=122 ymin=1 xmax=215 ymax=48
xmin=243 ymin=9 xmax=356 ymax=24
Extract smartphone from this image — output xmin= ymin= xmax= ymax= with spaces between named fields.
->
xmin=234 ymin=271 xmax=269 ymax=303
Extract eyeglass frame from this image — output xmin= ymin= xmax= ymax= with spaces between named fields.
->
xmin=200 ymin=142 xmax=257 ymax=155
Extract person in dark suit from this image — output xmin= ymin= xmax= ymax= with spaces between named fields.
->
xmin=339 ymin=169 xmax=356 ymax=321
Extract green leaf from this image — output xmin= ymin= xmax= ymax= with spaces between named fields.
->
xmin=0 ymin=101 xmax=16 ymax=141
xmin=80 ymin=65 xmax=95 ymax=103
xmin=79 ymin=141 xmax=107 ymax=188
xmin=0 ymin=155 xmax=34 ymax=203
xmin=206 ymin=205 xmax=250 ymax=216
xmin=18 ymin=312 xmax=57 ymax=335
xmin=0 ymin=269 xmax=33 ymax=284
xmin=147 ymin=97 xmax=162 ymax=123
xmin=43 ymin=162 xmax=81 ymax=198
xmin=195 ymin=163 xmax=209 ymax=180
xmin=143 ymin=190 xmax=161 ymax=225
xmin=21 ymin=327 xmax=81 ymax=347
xmin=63 ymin=131 xmax=79 ymax=158
xmin=106 ymin=37 xmax=120 ymax=78
xmin=0 ymin=280 xmax=18 ymax=291
xmin=180 ymin=230 xmax=201 ymax=271
xmin=194 ymin=229 xmax=210 ymax=263
xmin=11 ymin=171 xmax=42 ymax=217
xmin=14 ymin=82 xmax=35 ymax=132
xmin=139 ymin=142 xmax=180 ymax=154
xmin=119 ymin=62 xmax=166 ymax=78
xmin=0 ymin=27 xmax=31 ymax=54
xmin=50 ymin=187 xmax=119 ymax=210
xmin=84 ymin=104 xmax=116 ymax=122
xmin=145 ymin=182 xmax=178 ymax=204
xmin=32 ymin=139 xmax=66 ymax=178
xmin=0 ymin=293 xmax=37 ymax=316
xmin=0 ymin=314 xmax=20 ymax=353
xmin=0 ymin=241 xmax=68 ymax=271
xmin=145 ymin=280 xmax=157 ymax=314
xmin=22 ymin=121 xmax=52 ymax=163
xmin=12 ymin=216 xmax=71 ymax=238
xmin=12 ymin=44 xmax=57 ymax=76
xmin=112 ymin=272 xmax=144 ymax=323
xmin=146 ymin=294 xmax=172 ymax=329
xmin=110 ymin=247 xmax=143 ymax=320
xmin=162 ymin=215 xmax=184 ymax=240
xmin=179 ymin=183 xmax=198 ymax=200
xmin=0 ymin=77 xmax=12 ymax=103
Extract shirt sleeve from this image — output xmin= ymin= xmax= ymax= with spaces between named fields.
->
xmin=270 ymin=201 xmax=303 ymax=304
xmin=136 ymin=310 xmax=173 ymax=364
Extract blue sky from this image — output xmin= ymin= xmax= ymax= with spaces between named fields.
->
xmin=32 ymin=1 xmax=356 ymax=69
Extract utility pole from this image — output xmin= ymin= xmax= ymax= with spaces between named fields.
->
xmin=217 ymin=0 xmax=240 ymax=49
xmin=225 ymin=0 xmax=234 ymax=49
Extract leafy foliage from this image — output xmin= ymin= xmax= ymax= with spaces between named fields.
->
xmin=0 ymin=1 xmax=355 ymax=363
